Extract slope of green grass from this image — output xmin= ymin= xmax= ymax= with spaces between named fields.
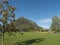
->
xmin=0 ymin=32 xmax=60 ymax=45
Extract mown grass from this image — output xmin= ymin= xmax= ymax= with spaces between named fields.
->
xmin=0 ymin=32 xmax=60 ymax=45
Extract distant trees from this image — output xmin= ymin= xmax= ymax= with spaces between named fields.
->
xmin=0 ymin=0 xmax=16 ymax=45
xmin=50 ymin=16 xmax=60 ymax=33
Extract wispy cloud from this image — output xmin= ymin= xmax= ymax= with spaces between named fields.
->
xmin=36 ymin=18 xmax=52 ymax=29
xmin=39 ymin=18 xmax=52 ymax=23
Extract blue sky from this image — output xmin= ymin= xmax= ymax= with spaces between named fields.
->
xmin=9 ymin=0 xmax=60 ymax=29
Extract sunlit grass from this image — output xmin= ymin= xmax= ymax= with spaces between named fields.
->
xmin=0 ymin=32 xmax=60 ymax=45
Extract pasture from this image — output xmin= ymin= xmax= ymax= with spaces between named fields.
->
xmin=0 ymin=32 xmax=60 ymax=45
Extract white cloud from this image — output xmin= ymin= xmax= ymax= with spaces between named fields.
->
xmin=39 ymin=24 xmax=51 ymax=29
xmin=39 ymin=18 xmax=52 ymax=23
xmin=36 ymin=18 xmax=52 ymax=29
xmin=36 ymin=15 xmax=60 ymax=29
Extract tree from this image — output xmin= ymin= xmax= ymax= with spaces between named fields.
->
xmin=0 ymin=0 xmax=16 ymax=45
xmin=50 ymin=16 xmax=60 ymax=32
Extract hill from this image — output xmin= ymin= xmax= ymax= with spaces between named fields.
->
xmin=15 ymin=17 xmax=43 ymax=31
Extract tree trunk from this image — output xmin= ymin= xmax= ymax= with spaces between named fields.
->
xmin=2 ymin=32 xmax=4 ymax=45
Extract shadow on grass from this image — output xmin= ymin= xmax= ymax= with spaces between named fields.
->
xmin=0 ymin=33 xmax=2 ymax=36
xmin=15 ymin=38 xmax=45 ymax=45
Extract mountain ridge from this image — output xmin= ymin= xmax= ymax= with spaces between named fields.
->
xmin=15 ymin=17 xmax=43 ymax=31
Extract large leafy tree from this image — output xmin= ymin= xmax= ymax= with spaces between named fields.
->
xmin=0 ymin=0 xmax=16 ymax=45
xmin=50 ymin=16 xmax=60 ymax=32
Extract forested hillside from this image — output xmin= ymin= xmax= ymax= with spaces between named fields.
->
xmin=15 ymin=17 xmax=43 ymax=31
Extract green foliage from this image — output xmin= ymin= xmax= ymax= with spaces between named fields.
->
xmin=0 ymin=0 xmax=16 ymax=34
xmin=50 ymin=16 xmax=60 ymax=32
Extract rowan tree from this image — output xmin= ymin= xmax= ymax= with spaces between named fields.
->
xmin=0 ymin=0 xmax=16 ymax=45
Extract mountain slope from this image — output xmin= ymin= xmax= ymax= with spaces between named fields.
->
xmin=15 ymin=17 xmax=43 ymax=31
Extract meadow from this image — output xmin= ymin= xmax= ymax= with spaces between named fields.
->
xmin=0 ymin=32 xmax=60 ymax=45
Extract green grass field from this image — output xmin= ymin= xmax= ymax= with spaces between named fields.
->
xmin=0 ymin=32 xmax=60 ymax=45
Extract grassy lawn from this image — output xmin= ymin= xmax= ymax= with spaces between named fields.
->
xmin=0 ymin=32 xmax=60 ymax=45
